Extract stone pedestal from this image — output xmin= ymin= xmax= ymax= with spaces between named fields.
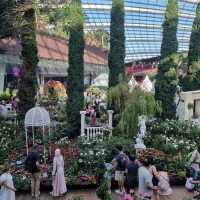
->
xmin=80 ymin=111 xmax=86 ymax=136
xmin=108 ymin=110 xmax=114 ymax=129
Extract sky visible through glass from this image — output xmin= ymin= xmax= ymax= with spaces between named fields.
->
xmin=82 ymin=0 xmax=198 ymax=62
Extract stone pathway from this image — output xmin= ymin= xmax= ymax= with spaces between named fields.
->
xmin=16 ymin=187 xmax=193 ymax=200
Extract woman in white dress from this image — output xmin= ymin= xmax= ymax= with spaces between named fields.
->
xmin=0 ymin=163 xmax=16 ymax=200
xmin=50 ymin=148 xmax=67 ymax=197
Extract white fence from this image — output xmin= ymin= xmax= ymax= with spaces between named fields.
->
xmin=80 ymin=110 xmax=113 ymax=140
xmin=84 ymin=126 xmax=112 ymax=140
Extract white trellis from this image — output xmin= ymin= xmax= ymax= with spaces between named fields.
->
xmin=24 ymin=106 xmax=51 ymax=162
xmin=80 ymin=110 xmax=113 ymax=139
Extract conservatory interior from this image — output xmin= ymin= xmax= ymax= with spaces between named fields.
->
xmin=1 ymin=0 xmax=200 ymax=200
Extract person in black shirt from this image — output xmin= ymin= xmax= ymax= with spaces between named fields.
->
xmin=25 ymin=144 xmax=41 ymax=200
xmin=126 ymin=155 xmax=138 ymax=194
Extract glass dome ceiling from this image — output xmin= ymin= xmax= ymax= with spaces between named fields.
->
xmin=82 ymin=0 xmax=199 ymax=62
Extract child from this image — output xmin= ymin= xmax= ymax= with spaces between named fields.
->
xmin=104 ymin=161 xmax=113 ymax=194
xmin=156 ymin=163 xmax=173 ymax=200
xmin=185 ymin=168 xmax=200 ymax=198
xmin=0 ymin=163 xmax=16 ymax=200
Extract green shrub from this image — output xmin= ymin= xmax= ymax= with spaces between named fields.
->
xmin=118 ymin=89 xmax=160 ymax=137
xmin=0 ymin=89 xmax=11 ymax=102
xmin=145 ymin=119 xmax=200 ymax=171
xmin=13 ymin=175 xmax=31 ymax=191
xmin=0 ymin=122 xmax=18 ymax=164
xmin=96 ymin=179 xmax=112 ymax=200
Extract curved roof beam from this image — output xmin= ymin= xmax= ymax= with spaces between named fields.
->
xmin=82 ymin=4 xmax=195 ymax=19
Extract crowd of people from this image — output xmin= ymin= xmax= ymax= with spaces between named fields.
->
xmin=103 ymin=145 xmax=173 ymax=200
xmin=0 ymin=145 xmax=67 ymax=200
xmin=1 ymin=145 xmax=200 ymax=200
xmin=84 ymin=93 xmax=106 ymax=126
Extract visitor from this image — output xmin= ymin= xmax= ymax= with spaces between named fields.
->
xmin=124 ymin=151 xmax=130 ymax=163
xmin=149 ymin=156 xmax=159 ymax=200
xmin=113 ymin=145 xmax=127 ymax=195
xmin=94 ymin=105 xmax=100 ymax=119
xmin=190 ymin=148 xmax=200 ymax=179
xmin=185 ymin=167 xmax=200 ymax=199
xmin=25 ymin=144 xmax=42 ymax=200
xmin=50 ymin=148 xmax=67 ymax=197
xmin=138 ymin=157 xmax=157 ymax=199
xmin=104 ymin=160 xmax=113 ymax=194
xmin=85 ymin=103 xmax=91 ymax=117
xmin=156 ymin=163 xmax=173 ymax=200
xmin=0 ymin=163 xmax=16 ymax=200
xmin=125 ymin=155 xmax=138 ymax=195
xmin=11 ymin=96 xmax=19 ymax=111
xmin=90 ymin=108 xmax=97 ymax=125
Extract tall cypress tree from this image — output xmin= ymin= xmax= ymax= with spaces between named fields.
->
xmin=66 ymin=0 xmax=84 ymax=137
xmin=108 ymin=0 xmax=125 ymax=88
xmin=155 ymin=0 xmax=178 ymax=119
xmin=0 ymin=0 xmax=16 ymax=39
xmin=18 ymin=1 xmax=39 ymax=120
xmin=182 ymin=3 xmax=200 ymax=91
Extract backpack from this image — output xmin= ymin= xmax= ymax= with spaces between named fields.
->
xmin=117 ymin=154 xmax=126 ymax=171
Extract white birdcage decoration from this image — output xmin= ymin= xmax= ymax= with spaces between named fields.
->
xmin=24 ymin=105 xmax=51 ymax=161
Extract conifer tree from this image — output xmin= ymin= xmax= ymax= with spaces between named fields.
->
xmin=18 ymin=1 xmax=39 ymax=120
xmin=155 ymin=0 xmax=178 ymax=119
xmin=182 ymin=3 xmax=200 ymax=91
xmin=108 ymin=0 xmax=125 ymax=88
xmin=66 ymin=0 xmax=84 ymax=137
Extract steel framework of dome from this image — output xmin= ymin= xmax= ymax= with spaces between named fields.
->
xmin=82 ymin=0 xmax=199 ymax=62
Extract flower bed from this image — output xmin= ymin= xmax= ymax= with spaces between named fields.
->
xmin=0 ymin=120 xmax=192 ymax=191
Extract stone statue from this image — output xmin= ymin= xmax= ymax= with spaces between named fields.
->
xmin=138 ymin=115 xmax=146 ymax=137
xmin=134 ymin=115 xmax=146 ymax=151
xmin=175 ymin=85 xmax=182 ymax=118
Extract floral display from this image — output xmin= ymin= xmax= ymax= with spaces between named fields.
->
xmin=10 ymin=66 xmax=22 ymax=78
xmin=138 ymin=148 xmax=165 ymax=163
xmin=45 ymin=80 xmax=67 ymax=98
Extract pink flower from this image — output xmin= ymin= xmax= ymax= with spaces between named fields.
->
xmin=139 ymin=192 xmax=150 ymax=200
xmin=130 ymin=189 xmax=135 ymax=194
xmin=122 ymin=194 xmax=133 ymax=200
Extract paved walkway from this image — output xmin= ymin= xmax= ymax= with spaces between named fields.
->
xmin=16 ymin=187 xmax=193 ymax=200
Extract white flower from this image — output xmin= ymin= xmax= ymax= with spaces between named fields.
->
xmin=89 ymin=150 xmax=94 ymax=155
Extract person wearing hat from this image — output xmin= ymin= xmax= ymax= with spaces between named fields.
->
xmin=25 ymin=144 xmax=42 ymax=200
xmin=0 ymin=162 xmax=16 ymax=200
